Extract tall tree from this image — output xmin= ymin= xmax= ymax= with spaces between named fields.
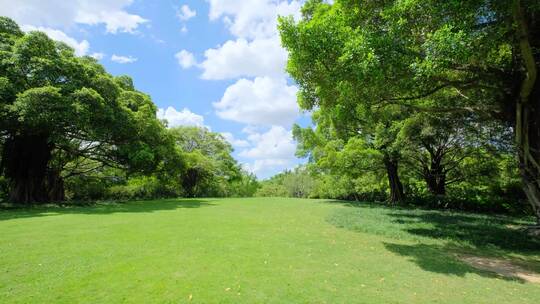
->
xmin=0 ymin=17 xmax=172 ymax=203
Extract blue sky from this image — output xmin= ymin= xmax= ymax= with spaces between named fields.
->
xmin=1 ymin=0 xmax=310 ymax=179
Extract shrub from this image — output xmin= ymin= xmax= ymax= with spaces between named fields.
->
xmin=106 ymin=176 xmax=182 ymax=200
xmin=256 ymin=183 xmax=289 ymax=197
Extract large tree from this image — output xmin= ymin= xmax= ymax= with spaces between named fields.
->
xmin=0 ymin=17 xmax=171 ymax=203
xmin=398 ymin=112 xmax=511 ymax=196
xmin=280 ymin=0 xmax=540 ymax=223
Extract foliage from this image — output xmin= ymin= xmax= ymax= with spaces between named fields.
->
xmin=64 ymin=168 xmax=122 ymax=201
xmin=0 ymin=175 xmax=7 ymax=201
xmin=0 ymin=17 xmax=175 ymax=203
xmin=0 ymin=18 xmax=257 ymax=203
xmin=228 ymin=171 xmax=259 ymax=197
xmin=61 ymin=126 xmax=257 ymax=200
xmin=169 ymin=126 xmax=250 ymax=197
xmin=255 ymin=183 xmax=289 ymax=198
xmin=105 ymin=175 xmax=181 ymax=200
xmin=278 ymin=0 xmax=539 ymax=216
xmin=256 ymin=167 xmax=315 ymax=198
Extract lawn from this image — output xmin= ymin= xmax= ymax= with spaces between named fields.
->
xmin=0 ymin=198 xmax=539 ymax=303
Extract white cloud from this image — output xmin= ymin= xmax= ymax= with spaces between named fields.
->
xmin=221 ymin=132 xmax=250 ymax=148
xmin=175 ymin=50 xmax=197 ymax=69
xmin=240 ymin=126 xmax=295 ymax=159
xmin=111 ymin=54 xmax=137 ymax=64
xmin=177 ymin=4 xmax=196 ymax=21
xmin=21 ymin=25 xmax=89 ymax=56
xmin=213 ymin=77 xmax=299 ymax=127
xmin=200 ymin=37 xmax=287 ymax=80
xmin=157 ymin=107 xmax=206 ymax=128
xmin=181 ymin=25 xmax=188 ymax=33
xmin=90 ymin=52 xmax=105 ymax=60
xmin=237 ymin=126 xmax=297 ymax=177
xmin=243 ymin=158 xmax=291 ymax=177
xmin=0 ymin=0 xmax=147 ymax=34
xmin=207 ymin=0 xmax=302 ymax=39
xmin=203 ymin=1 xmax=306 ymax=178
xmin=78 ymin=9 xmax=147 ymax=34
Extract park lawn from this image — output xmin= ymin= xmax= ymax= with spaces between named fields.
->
xmin=0 ymin=198 xmax=539 ymax=303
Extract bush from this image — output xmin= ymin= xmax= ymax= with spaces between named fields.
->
xmin=406 ymin=191 xmax=530 ymax=216
xmin=106 ymin=176 xmax=182 ymax=200
xmin=65 ymin=176 xmax=115 ymax=201
xmin=256 ymin=183 xmax=289 ymax=197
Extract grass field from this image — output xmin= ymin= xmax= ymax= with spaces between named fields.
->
xmin=1 ymin=198 xmax=539 ymax=303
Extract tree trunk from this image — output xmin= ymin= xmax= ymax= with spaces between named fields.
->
xmin=47 ymin=170 xmax=65 ymax=202
xmin=383 ymin=156 xmax=405 ymax=204
xmin=520 ymin=163 xmax=540 ymax=225
xmin=423 ymin=156 xmax=446 ymax=196
xmin=182 ymin=168 xmax=200 ymax=198
xmin=513 ymin=0 xmax=540 ymax=225
xmin=1 ymin=133 xmax=52 ymax=204
xmin=425 ymin=174 xmax=446 ymax=196
xmin=516 ymin=81 xmax=540 ymax=225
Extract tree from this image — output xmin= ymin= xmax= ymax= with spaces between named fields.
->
xmin=280 ymin=0 xmax=540 ymax=223
xmin=228 ymin=170 xmax=259 ymax=197
xmin=398 ymin=112 xmax=511 ymax=196
xmin=282 ymin=167 xmax=316 ymax=198
xmin=0 ymin=18 xmax=172 ymax=203
xmin=293 ymin=110 xmax=403 ymax=203
xmin=168 ymin=126 xmax=242 ymax=197
xmin=255 ymin=167 xmax=315 ymax=198
xmin=293 ymin=121 xmax=396 ymax=203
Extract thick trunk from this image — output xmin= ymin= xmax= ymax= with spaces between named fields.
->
xmin=517 ymin=81 xmax=540 ymax=224
xmin=182 ymin=168 xmax=200 ymax=198
xmin=423 ymin=157 xmax=446 ymax=196
xmin=384 ymin=156 xmax=405 ymax=204
xmin=521 ymin=163 xmax=540 ymax=225
xmin=425 ymin=175 xmax=446 ymax=196
xmin=513 ymin=0 xmax=540 ymax=224
xmin=1 ymin=134 xmax=52 ymax=204
xmin=47 ymin=170 xmax=65 ymax=202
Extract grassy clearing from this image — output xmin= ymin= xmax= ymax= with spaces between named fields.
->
xmin=0 ymin=198 xmax=539 ymax=303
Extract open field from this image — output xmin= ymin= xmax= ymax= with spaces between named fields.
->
xmin=1 ymin=198 xmax=539 ymax=303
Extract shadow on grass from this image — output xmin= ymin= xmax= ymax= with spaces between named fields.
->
xmin=382 ymin=242 xmax=529 ymax=283
xmin=323 ymin=199 xmax=540 ymax=252
xmin=0 ymin=199 xmax=215 ymax=221
xmin=323 ymin=199 xmax=540 ymax=279
xmin=387 ymin=211 xmax=540 ymax=252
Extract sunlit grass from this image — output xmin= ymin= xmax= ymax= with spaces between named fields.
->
xmin=0 ymin=198 xmax=538 ymax=303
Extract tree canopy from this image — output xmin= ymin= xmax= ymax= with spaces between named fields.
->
xmin=279 ymin=0 xmax=540 ymax=221
xmin=0 ymin=18 xmax=176 ymax=202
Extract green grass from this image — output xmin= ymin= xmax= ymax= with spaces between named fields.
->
xmin=0 ymin=198 xmax=539 ymax=303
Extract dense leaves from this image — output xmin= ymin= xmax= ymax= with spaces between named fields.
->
xmin=0 ymin=18 xmax=255 ymax=203
xmin=279 ymin=0 xmax=539 ymax=216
